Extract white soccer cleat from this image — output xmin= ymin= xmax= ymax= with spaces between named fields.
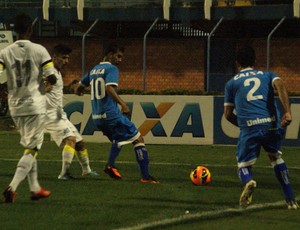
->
xmin=239 ymin=179 xmax=257 ymax=208
xmin=287 ymin=200 xmax=299 ymax=210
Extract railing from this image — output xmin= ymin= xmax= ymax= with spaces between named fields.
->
xmin=0 ymin=0 xmax=43 ymax=7
xmin=84 ymin=0 xmax=162 ymax=8
xmin=0 ymin=0 xmax=293 ymax=8
xmin=0 ymin=0 xmax=164 ymax=8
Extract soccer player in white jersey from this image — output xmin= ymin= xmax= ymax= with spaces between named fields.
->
xmin=224 ymin=46 xmax=298 ymax=210
xmin=45 ymin=44 xmax=99 ymax=180
xmin=76 ymin=43 xmax=158 ymax=183
xmin=0 ymin=13 xmax=57 ymax=203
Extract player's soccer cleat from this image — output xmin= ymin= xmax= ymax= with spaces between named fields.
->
xmin=3 ymin=186 xmax=17 ymax=203
xmin=287 ymin=200 xmax=299 ymax=210
xmin=82 ymin=171 xmax=100 ymax=177
xmin=58 ymin=172 xmax=74 ymax=180
xmin=30 ymin=188 xmax=51 ymax=201
xmin=104 ymin=165 xmax=122 ymax=180
xmin=140 ymin=175 xmax=159 ymax=184
xmin=239 ymin=179 xmax=257 ymax=208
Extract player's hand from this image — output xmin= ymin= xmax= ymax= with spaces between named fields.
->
xmin=121 ymin=104 xmax=131 ymax=118
xmin=43 ymin=81 xmax=53 ymax=92
xmin=75 ymin=85 xmax=85 ymax=96
xmin=44 ymin=75 xmax=57 ymax=85
xmin=281 ymin=112 xmax=292 ymax=127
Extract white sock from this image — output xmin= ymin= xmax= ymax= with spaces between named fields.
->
xmin=9 ymin=151 xmax=35 ymax=192
xmin=77 ymin=149 xmax=92 ymax=174
xmin=27 ymin=157 xmax=41 ymax=193
xmin=59 ymin=144 xmax=75 ymax=176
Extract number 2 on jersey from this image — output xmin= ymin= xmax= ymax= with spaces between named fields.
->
xmin=244 ymin=77 xmax=263 ymax=101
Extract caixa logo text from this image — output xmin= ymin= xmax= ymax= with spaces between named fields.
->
xmin=64 ymin=101 xmax=205 ymax=138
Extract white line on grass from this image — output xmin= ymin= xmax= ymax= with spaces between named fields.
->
xmin=0 ymin=158 xmax=300 ymax=170
xmin=115 ymin=195 xmax=300 ymax=230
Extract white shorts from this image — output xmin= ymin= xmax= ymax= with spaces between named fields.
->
xmin=12 ymin=113 xmax=47 ymax=150
xmin=45 ymin=111 xmax=82 ymax=147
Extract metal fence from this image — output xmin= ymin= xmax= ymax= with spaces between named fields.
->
xmin=0 ymin=0 xmax=164 ymax=8
xmin=0 ymin=0 xmax=293 ymax=8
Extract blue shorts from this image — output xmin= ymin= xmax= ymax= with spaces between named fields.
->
xmin=93 ymin=115 xmax=140 ymax=146
xmin=237 ymin=127 xmax=285 ymax=168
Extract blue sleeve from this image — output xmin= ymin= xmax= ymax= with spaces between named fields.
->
xmin=105 ymin=66 xmax=119 ymax=85
xmin=224 ymin=81 xmax=234 ymax=105
xmin=80 ymin=72 xmax=90 ymax=86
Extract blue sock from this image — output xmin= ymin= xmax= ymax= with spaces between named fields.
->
xmin=273 ymin=160 xmax=295 ymax=202
xmin=107 ymin=141 xmax=122 ymax=167
xmin=238 ymin=167 xmax=253 ymax=185
xmin=134 ymin=144 xmax=149 ymax=179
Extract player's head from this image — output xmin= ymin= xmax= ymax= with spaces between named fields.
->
xmin=52 ymin=44 xmax=72 ymax=70
xmin=236 ymin=46 xmax=256 ymax=68
xmin=103 ymin=43 xmax=124 ymax=66
xmin=13 ymin=13 xmax=32 ymax=38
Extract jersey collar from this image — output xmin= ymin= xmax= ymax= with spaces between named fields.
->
xmin=240 ymin=67 xmax=253 ymax=72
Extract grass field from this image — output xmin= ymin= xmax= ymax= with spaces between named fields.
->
xmin=0 ymin=131 xmax=299 ymax=230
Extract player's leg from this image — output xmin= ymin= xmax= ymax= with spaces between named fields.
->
xmin=95 ymin=120 xmax=123 ymax=179
xmin=112 ymin=116 xmax=158 ymax=183
xmin=268 ymin=152 xmax=298 ymax=209
xmin=104 ymin=147 xmax=123 ymax=179
xmin=58 ymin=136 xmax=76 ymax=180
xmin=132 ymin=136 xmax=158 ymax=183
xmin=75 ymin=140 xmax=99 ymax=177
xmin=27 ymin=154 xmax=51 ymax=201
xmin=263 ymin=128 xmax=298 ymax=209
xmin=46 ymin=118 xmax=76 ymax=180
xmin=3 ymin=114 xmax=50 ymax=203
xmin=65 ymin=120 xmax=99 ymax=177
xmin=237 ymin=129 xmax=259 ymax=208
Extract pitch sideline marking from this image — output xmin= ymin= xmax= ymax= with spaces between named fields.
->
xmin=0 ymin=158 xmax=300 ymax=170
xmin=115 ymin=195 xmax=300 ymax=230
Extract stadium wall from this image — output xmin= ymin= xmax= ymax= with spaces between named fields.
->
xmin=63 ymin=95 xmax=300 ymax=146
xmin=34 ymin=37 xmax=300 ymax=93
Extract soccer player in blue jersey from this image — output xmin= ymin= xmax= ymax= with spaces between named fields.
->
xmin=224 ymin=46 xmax=298 ymax=209
xmin=76 ymin=43 xmax=158 ymax=183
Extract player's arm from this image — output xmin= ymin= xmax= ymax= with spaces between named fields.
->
xmin=224 ymin=105 xmax=238 ymax=126
xmin=41 ymin=60 xmax=57 ymax=91
xmin=106 ymin=85 xmax=130 ymax=116
xmin=75 ymin=83 xmax=86 ymax=96
xmin=40 ymin=47 xmax=57 ymax=86
xmin=273 ymin=78 xmax=292 ymax=127
xmin=75 ymin=72 xmax=91 ymax=96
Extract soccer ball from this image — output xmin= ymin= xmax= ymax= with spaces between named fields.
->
xmin=190 ymin=166 xmax=211 ymax=186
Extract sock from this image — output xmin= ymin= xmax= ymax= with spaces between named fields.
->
xmin=27 ymin=157 xmax=41 ymax=193
xmin=107 ymin=141 xmax=121 ymax=167
xmin=76 ymin=149 xmax=92 ymax=174
xmin=238 ymin=166 xmax=253 ymax=186
xmin=272 ymin=159 xmax=295 ymax=202
xmin=60 ymin=144 xmax=75 ymax=176
xmin=9 ymin=149 xmax=36 ymax=192
xmin=134 ymin=143 xmax=150 ymax=179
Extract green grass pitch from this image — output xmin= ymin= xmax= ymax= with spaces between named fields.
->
xmin=0 ymin=131 xmax=299 ymax=229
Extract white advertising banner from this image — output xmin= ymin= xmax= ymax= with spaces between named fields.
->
xmin=63 ymin=95 xmax=214 ymax=145
xmin=0 ymin=31 xmax=13 ymax=83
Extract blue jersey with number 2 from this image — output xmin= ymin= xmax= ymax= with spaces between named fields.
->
xmin=224 ymin=68 xmax=281 ymax=129
xmin=80 ymin=62 xmax=121 ymax=120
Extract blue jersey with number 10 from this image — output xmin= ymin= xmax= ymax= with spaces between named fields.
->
xmin=80 ymin=62 xmax=122 ymax=120
xmin=224 ymin=68 xmax=281 ymax=129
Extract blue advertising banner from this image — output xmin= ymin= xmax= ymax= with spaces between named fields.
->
xmin=63 ymin=95 xmax=300 ymax=146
